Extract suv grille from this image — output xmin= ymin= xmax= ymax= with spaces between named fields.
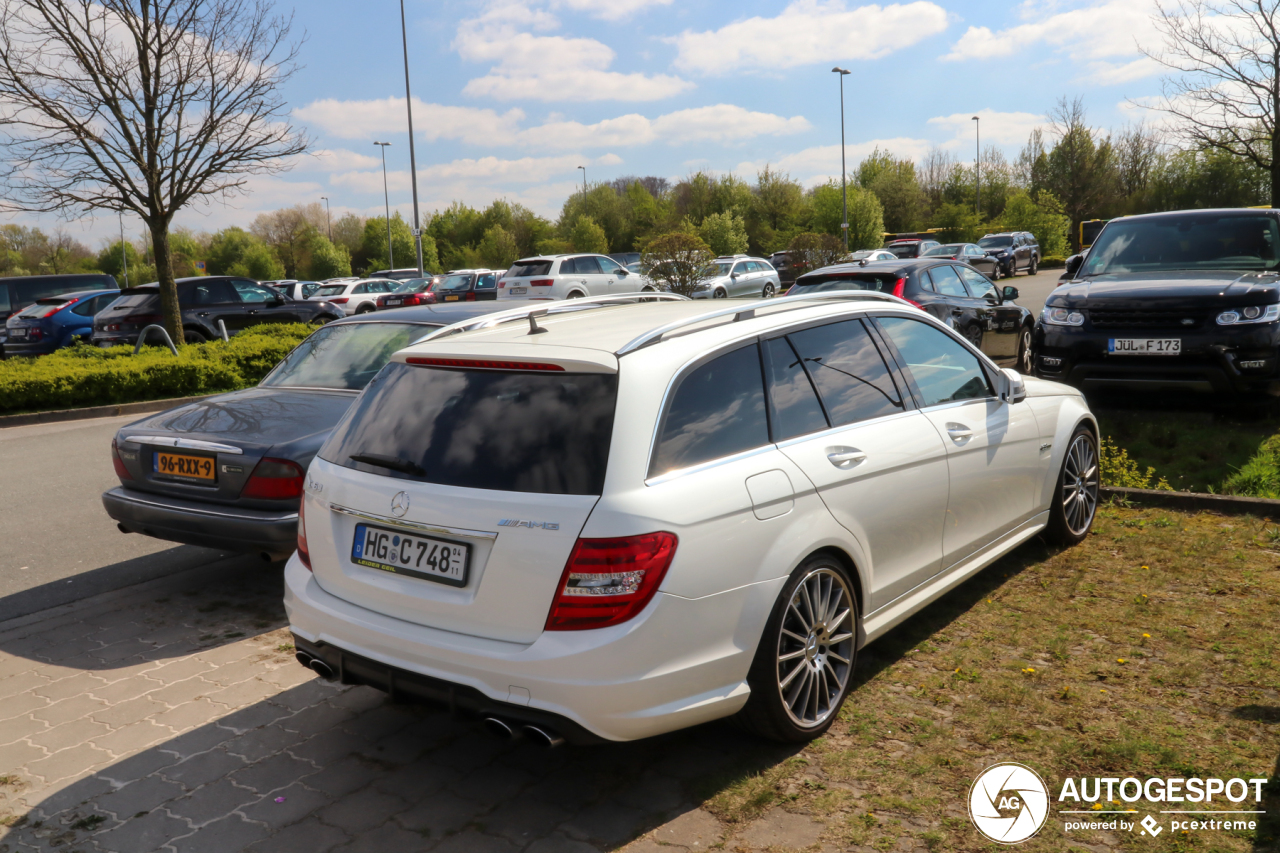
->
xmin=1088 ymin=307 xmax=1211 ymax=330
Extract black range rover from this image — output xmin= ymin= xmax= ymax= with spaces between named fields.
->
xmin=1034 ymin=208 xmax=1280 ymax=395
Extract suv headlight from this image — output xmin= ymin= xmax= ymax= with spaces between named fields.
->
xmin=1041 ymin=306 xmax=1084 ymax=326
xmin=1217 ymin=304 xmax=1280 ymax=325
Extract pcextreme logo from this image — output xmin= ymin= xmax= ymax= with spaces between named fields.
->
xmin=968 ymin=763 xmax=1050 ymax=844
xmin=968 ymin=764 xmax=1269 ymax=844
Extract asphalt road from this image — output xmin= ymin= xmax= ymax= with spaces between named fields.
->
xmin=1007 ymin=266 xmax=1063 ymax=318
xmin=0 ymin=414 xmax=255 ymax=622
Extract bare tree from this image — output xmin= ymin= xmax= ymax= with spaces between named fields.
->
xmin=919 ymin=147 xmax=958 ymax=209
xmin=0 ymin=0 xmax=308 ymax=343
xmin=1114 ymin=123 xmax=1165 ymax=198
xmin=1143 ymin=0 xmax=1280 ymax=204
xmin=251 ymin=203 xmax=326 ymax=278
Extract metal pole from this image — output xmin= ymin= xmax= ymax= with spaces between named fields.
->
xmin=833 ymin=67 xmax=850 ymax=252
xmin=578 ymin=165 xmax=586 ymax=204
xmin=118 ymin=209 xmax=128 ymax=286
xmin=972 ymin=116 xmax=981 ymax=216
xmin=399 ymin=0 xmax=424 ymax=275
xmin=321 ymin=196 xmax=331 ymax=241
xmin=374 ymin=142 xmax=393 ymax=270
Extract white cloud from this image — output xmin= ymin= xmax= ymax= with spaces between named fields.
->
xmin=927 ymin=109 xmax=1047 ymax=147
xmin=735 ymin=137 xmax=933 ymax=185
xmin=550 ymin=0 xmax=673 ymax=21
xmin=671 ymin=0 xmax=949 ymax=75
xmin=297 ymin=149 xmax=384 ymax=172
xmin=942 ymin=0 xmax=1160 ymax=83
xmin=516 ymin=104 xmax=811 ymax=149
xmin=455 ymin=2 xmax=692 ymax=101
xmin=329 ymin=153 xmax=624 ymax=195
xmin=294 ymin=97 xmax=525 ymax=145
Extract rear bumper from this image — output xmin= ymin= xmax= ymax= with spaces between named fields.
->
xmin=284 ymin=556 xmax=768 ymax=742
xmin=3 ymin=339 xmax=59 ymax=356
xmin=102 ymin=486 xmax=298 ymax=555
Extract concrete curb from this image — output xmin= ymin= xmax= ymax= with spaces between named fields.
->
xmin=0 ymin=393 xmax=219 ymax=429
xmin=1101 ymin=486 xmax=1280 ymax=520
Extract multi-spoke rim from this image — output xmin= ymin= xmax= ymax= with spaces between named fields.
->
xmin=1019 ymin=328 xmax=1033 ymax=373
xmin=776 ymin=567 xmax=856 ymax=728
xmin=1062 ymin=433 xmax=1099 ymax=535
xmin=964 ymin=325 xmax=983 ymax=347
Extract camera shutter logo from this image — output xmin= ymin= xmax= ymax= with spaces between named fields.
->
xmin=968 ymin=762 xmax=1050 ymax=844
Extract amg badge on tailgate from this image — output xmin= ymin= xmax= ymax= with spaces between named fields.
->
xmin=498 ymin=519 xmax=561 ymax=530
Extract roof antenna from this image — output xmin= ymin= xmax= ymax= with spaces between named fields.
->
xmin=527 ymin=311 xmax=548 ymax=335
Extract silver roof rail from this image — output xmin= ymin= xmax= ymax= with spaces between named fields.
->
xmin=415 ymin=292 xmax=689 ymax=343
xmin=615 ymin=290 xmax=906 ymax=355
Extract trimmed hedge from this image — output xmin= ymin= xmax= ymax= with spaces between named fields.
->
xmin=0 ymin=323 xmax=313 ymax=415
xmin=1040 ymin=255 xmax=1066 ymax=268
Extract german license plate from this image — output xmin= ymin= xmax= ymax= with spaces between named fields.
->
xmin=386 ymin=299 xmax=402 ymax=306
xmin=1109 ymin=338 xmax=1181 ymax=355
xmin=9 ymin=328 xmax=26 ymax=339
xmin=154 ymin=451 xmax=216 ymax=481
xmin=510 ymin=287 xmax=527 ymax=295
xmin=444 ymin=295 xmax=460 ymax=301
xmin=351 ymin=523 xmax=468 ymax=587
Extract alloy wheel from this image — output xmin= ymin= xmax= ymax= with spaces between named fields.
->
xmin=776 ymin=567 xmax=856 ymax=728
xmin=763 ymin=282 xmax=776 ymax=298
xmin=964 ymin=325 xmax=983 ymax=348
xmin=713 ymin=288 xmax=727 ymax=299
xmin=1019 ymin=328 xmax=1033 ymax=373
xmin=1062 ymin=434 xmax=1099 ymax=536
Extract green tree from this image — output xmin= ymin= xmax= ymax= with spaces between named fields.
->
xmin=205 ymin=227 xmax=259 ymax=276
xmin=641 ymin=232 xmax=714 ymax=296
xmin=787 ymin=232 xmax=843 ymax=276
xmin=569 ymin=216 xmax=609 ymax=254
xmin=360 ymin=213 xmax=417 ymax=273
xmin=96 ymin=240 xmax=142 ymax=283
xmin=307 ymin=235 xmax=352 ymax=279
xmin=228 ymin=242 xmax=284 ymax=280
xmin=858 ymin=148 xmax=926 ymax=234
xmin=931 ymin=202 xmax=984 ymax=244
xmin=998 ymin=190 xmax=1071 ymax=258
xmin=750 ymin=167 xmax=807 ymax=252
xmin=697 ymin=211 xmax=749 ymax=256
xmin=478 ymin=225 xmax=520 ymax=269
xmin=847 ymin=186 xmax=886 ymax=251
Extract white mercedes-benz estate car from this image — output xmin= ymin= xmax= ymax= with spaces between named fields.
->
xmin=285 ymin=291 xmax=1099 ymax=745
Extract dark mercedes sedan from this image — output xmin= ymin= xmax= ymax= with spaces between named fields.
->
xmin=1035 ymin=208 xmax=1280 ymax=395
xmin=102 ymin=302 xmax=507 ymax=559
xmin=788 ymin=258 xmax=1035 ymax=371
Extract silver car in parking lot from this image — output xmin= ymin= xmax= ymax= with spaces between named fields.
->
xmin=692 ymin=255 xmax=782 ymax=299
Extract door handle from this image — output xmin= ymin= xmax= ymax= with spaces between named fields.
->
xmin=945 ymin=422 xmax=973 ymax=442
xmin=825 ymin=447 xmax=867 ymax=469
xmin=196 ymin=311 xmax=209 ymax=317
xmin=951 ymin=309 xmax=963 ymax=316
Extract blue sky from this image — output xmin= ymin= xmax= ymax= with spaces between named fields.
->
xmin=13 ymin=0 xmax=1167 ymax=245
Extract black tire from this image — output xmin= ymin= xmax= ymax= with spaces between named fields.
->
xmin=963 ymin=324 xmax=984 ymax=349
xmin=566 ymin=291 xmax=584 ymax=299
xmin=1043 ymin=425 xmax=1099 ymax=547
xmin=712 ymin=288 xmax=728 ymax=299
xmin=990 ymin=263 xmax=1002 ymax=281
xmin=311 ymin=314 xmax=336 ymax=326
xmin=734 ymin=553 xmax=860 ymax=743
xmin=1016 ymin=325 xmax=1034 ymax=374
xmin=355 ymin=304 xmax=375 ymax=315
xmin=762 ymin=282 xmax=776 ymax=298
xmin=183 ymin=329 xmax=207 ymax=345
xmin=1028 ymin=255 xmax=1038 ymax=276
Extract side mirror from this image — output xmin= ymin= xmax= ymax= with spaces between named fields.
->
xmin=1002 ymin=285 xmax=1019 ymax=302
xmin=617 ymin=268 xmax=629 ymax=276
xmin=1001 ymin=367 xmax=1027 ymax=404
xmin=730 ymin=272 xmax=739 ymax=279
xmin=1064 ymin=254 xmax=1083 ymax=277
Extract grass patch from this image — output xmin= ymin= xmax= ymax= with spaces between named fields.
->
xmin=685 ymin=505 xmax=1280 ymax=852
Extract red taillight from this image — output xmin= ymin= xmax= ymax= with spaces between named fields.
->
xmin=297 ymin=499 xmax=311 ymax=570
xmin=498 ymin=280 xmax=507 ymax=288
xmin=405 ymin=357 xmax=565 ymax=371
xmin=125 ymin=312 xmax=163 ymax=326
xmin=465 ymin=292 xmax=476 ymax=301
xmin=889 ymin=277 xmax=924 ymax=310
xmin=545 ymin=532 xmax=678 ymax=631
xmin=111 ymin=439 xmax=133 ymax=481
xmin=329 ymin=297 xmax=349 ymax=304
xmin=530 ymin=279 xmax=554 ymax=287
xmin=241 ymin=458 xmax=306 ymax=500
xmin=27 ymin=328 xmax=43 ymax=341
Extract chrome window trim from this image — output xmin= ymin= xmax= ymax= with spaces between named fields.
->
xmin=644 ymin=443 xmax=777 ymax=487
xmin=771 ymin=408 xmax=920 ymax=450
xmin=120 ymin=436 xmax=244 ymax=455
xmin=328 ymin=503 xmax=498 ymax=541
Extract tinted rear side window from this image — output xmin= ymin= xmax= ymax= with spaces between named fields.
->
xmin=12 ymin=276 xmax=113 ymax=308
xmin=763 ymin=337 xmax=827 ymax=441
xmin=508 ymin=260 xmax=553 ymax=277
xmin=320 ymin=363 xmax=618 ymax=496
xmin=787 ymin=320 xmax=902 ymax=426
xmin=650 ymin=344 xmax=768 ymax=477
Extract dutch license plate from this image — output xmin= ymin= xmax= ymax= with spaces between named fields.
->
xmin=1108 ymin=338 xmax=1181 ymax=356
xmin=351 ymin=523 xmax=468 ymax=587
xmin=386 ymin=299 xmax=402 ymax=306
xmin=510 ymin=287 xmax=527 ymax=295
xmin=444 ymin=295 xmax=460 ymax=301
xmin=9 ymin=328 xmax=27 ymax=339
xmin=154 ymin=451 xmax=216 ymax=481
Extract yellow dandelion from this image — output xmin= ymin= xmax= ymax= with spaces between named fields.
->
xmin=1141 ymin=565 xmax=1149 ymax=570
xmin=1091 ymin=803 xmax=1104 ymax=811
xmin=1100 ymin=688 xmax=1106 ymax=692
xmin=1117 ymin=658 xmax=1126 ymax=663
xmin=1142 ymin=633 xmax=1151 ymax=638
xmin=1027 ymin=667 xmax=1035 ymax=672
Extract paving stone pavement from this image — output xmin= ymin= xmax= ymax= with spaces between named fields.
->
xmin=0 ymin=563 xmax=816 ymax=853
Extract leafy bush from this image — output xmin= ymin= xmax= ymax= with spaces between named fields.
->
xmin=1100 ymin=437 xmax=1172 ymax=490
xmin=1222 ymin=434 xmax=1280 ymax=499
xmin=0 ymin=323 xmax=312 ymax=414
xmin=1041 ymin=256 xmax=1066 ymax=268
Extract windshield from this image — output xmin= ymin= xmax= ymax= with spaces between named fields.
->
xmin=703 ymin=262 xmax=732 ymax=278
xmin=437 ymin=274 xmax=473 ymax=292
xmin=923 ymin=245 xmax=960 ymax=256
xmin=1081 ymin=213 xmax=1280 ymax=276
xmin=315 ymin=285 xmax=347 ymax=297
xmin=790 ymin=274 xmax=898 ymax=293
xmin=978 ymin=236 xmax=1013 ymax=248
xmin=887 ymin=244 xmax=918 ymax=258
xmin=260 ymin=322 xmax=434 ymax=391
xmin=393 ymin=278 xmax=431 ymax=293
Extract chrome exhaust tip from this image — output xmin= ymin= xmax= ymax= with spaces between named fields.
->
xmin=308 ymin=658 xmax=336 ymax=680
xmin=482 ymin=717 xmax=520 ymax=740
xmin=294 ymin=651 xmax=314 ymax=668
xmin=521 ymin=724 xmax=565 ymax=749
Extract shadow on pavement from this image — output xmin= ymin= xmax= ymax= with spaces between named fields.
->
xmin=0 ymin=545 xmax=242 ymax=624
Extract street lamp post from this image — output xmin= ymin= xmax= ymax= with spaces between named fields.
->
xmin=118 ymin=209 xmax=127 ymax=286
xmin=321 ymin=196 xmax=331 ymax=241
xmin=972 ymin=115 xmax=981 ymax=217
xmin=832 ymin=67 xmax=851 ymax=252
xmin=577 ymin=165 xmax=586 ymax=204
xmin=399 ymin=0 xmax=424 ymax=275
xmin=374 ymin=141 xmax=393 ymax=270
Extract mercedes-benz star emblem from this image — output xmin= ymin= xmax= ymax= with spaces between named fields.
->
xmin=391 ymin=491 xmax=410 ymax=517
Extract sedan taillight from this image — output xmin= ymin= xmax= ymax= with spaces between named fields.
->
xmin=297 ymin=499 xmax=311 ymax=570
xmin=545 ymin=532 xmax=677 ymax=631
xmin=241 ymin=458 xmax=306 ymax=500
xmin=110 ymin=439 xmax=133 ymax=481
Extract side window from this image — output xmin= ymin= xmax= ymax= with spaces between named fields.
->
xmin=70 ymin=294 xmax=113 ymax=316
xmin=188 ymin=280 xmax=237 ymax=305
xmin=787 ymin=319 xmax=902 ymax=426
xmin=877 ymin=316 xmax=992 ymax=407
xmin=763 ymin=337 xmax=828 ymax=441
xmin=475 ymin=274 xmax=497 ymax=290
xmin=927 ymin=265 xmax=968 ymax=297
xmin=650 ymin=344 xmax=769 ymax=477
xmin=233 ymin=281 xmax=278 ymax=303
xmin=917 ymin=271 xmax=936 ymax=292
xmin=574 ymin=256 xmax=603 ymax=274
xmin=0 ymin=284 xmax=11 ymax=314
xmin=598 ymin=257 xmax=624 ymax=274
xmin=558 ymin=257 xmax=578 ymax=275
xmin=958 ymin=266 xmax=996 ymax=299
xmin=352 ymin=283 xmax=369 ymax=294
xmin=732 ymin=262 xmax=750 ymax=276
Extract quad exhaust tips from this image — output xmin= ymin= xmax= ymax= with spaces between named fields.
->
xmin=482 ymin=717 xmax=564 ymax=748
